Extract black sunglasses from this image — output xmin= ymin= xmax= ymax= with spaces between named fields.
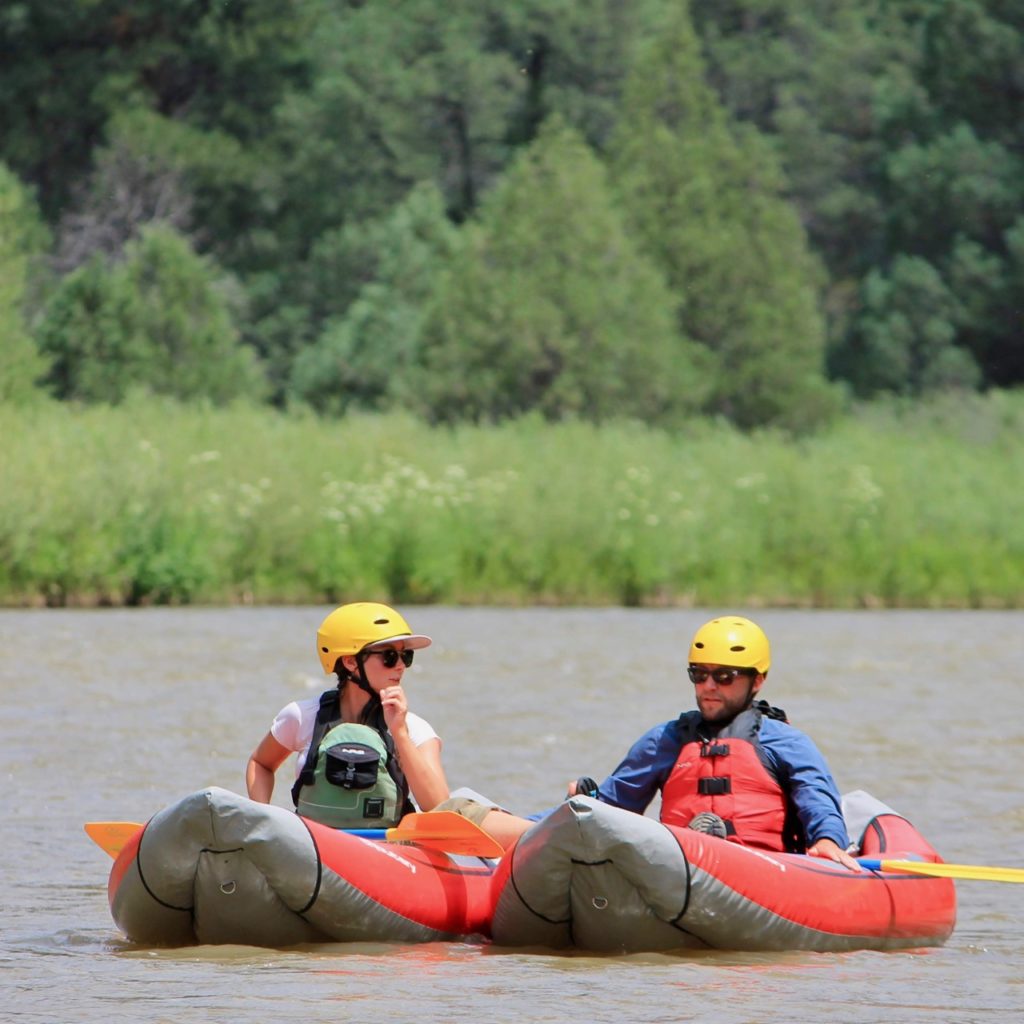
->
xmin=369 ymin=648 xmax=414 ymax=669
xmin=688 ymin=666 xmax=756 ymax=685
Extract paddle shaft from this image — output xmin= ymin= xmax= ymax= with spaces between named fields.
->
xmin=85 ymin=810 xmax=503 ymax=859
xmin=858 ymin=858 xmax=1024 ymax=883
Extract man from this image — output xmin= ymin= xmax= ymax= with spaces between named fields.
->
xmin=570 ymin=615 xmax=860 ymax=870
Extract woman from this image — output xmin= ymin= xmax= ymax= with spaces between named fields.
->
xmin=246 ymin=602 xmax=448 ymax=827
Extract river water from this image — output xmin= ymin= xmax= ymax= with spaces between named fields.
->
xmin=2 ymin=607 xmax=1023 ymax=1023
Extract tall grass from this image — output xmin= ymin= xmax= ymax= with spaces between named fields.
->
xmin=3 ymin=392 xmax=1022 ymax=607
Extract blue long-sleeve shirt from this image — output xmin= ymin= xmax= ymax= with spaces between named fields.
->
xmin=591 ymin=715 xmax=850 ymax=849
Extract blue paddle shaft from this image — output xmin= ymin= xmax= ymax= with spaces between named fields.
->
xmin=346 ymin=829 xmax=387 ymax=839
xmin=858 ymin=859 xmax=883 ymax=870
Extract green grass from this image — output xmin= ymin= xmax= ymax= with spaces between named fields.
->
xmin=3 ymin=392 xmax=1023 ymax=607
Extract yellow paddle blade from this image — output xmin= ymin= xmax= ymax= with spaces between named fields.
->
xmin=864 ymin=858 xmax=1024 ymax=883
xmin=387 ymin=811 xmax=504 ymax=858
xmin=84 ymin=821 xmax=144 ymax=859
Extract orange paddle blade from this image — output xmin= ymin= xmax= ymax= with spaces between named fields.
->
xmin=387 ymin=811 xmax=504 ymax=857
xmin=84 ymin=821 xmax=144 ymax=859
xmin=84 ymin=811 xmax=504 ymax=859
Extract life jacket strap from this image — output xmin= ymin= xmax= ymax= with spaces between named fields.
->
xmin=700 ymin=741 xmax=730 ymax=758
xmin=290 ymin=689 xmax=341 ymax=807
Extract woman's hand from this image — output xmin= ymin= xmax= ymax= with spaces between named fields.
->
xmin=378 ymin=683 xmax=449 ymax=812
xmin=379 ymin=685 xmax=408 ymax=736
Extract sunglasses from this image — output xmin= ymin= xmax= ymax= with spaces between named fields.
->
xmin=369 ymin=648 xmax=414 ymax=669
xmin=687 ymin=666 xmax=756 ymax=685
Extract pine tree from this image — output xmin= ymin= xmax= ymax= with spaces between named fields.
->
xmin=0 ymin=165 xmax=51 ymax=403
xmin=412 ymin=116 xmax=708 ymax=424
xmin=609 ymin=2 xmax=840 ymax=431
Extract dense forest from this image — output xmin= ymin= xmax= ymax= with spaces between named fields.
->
xmin=2 ymin=0 xmax=1023 ymax=433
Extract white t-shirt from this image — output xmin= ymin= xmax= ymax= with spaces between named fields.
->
xmin=271 ymin=694 xmax=439 ymax=776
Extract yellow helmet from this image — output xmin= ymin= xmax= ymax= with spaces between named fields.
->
xmin=315 ymin=602 xmax=432 ymax=674
xmin=689 ymin=615 xmax=770 ymax=674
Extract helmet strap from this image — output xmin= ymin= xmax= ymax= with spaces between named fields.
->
xmin=349 ymin=652 xmax=376 ymax=698
xmin=348 ymin=653 xmax=387 ymax=727
xmin=334 ymin=656 xmax=376 ymax=700
xmin=739 ymin=674 xmax=765 ymax=710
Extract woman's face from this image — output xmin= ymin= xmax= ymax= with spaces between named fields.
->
xmin=345 ymin=647 xmax=411 ymax=692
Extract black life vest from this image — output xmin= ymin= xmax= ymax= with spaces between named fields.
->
xmin=290 ymin=689 xmax=415 ymax=827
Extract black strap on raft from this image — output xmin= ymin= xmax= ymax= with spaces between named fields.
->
xmin=291 ymin=689 xmax=414 ymax=815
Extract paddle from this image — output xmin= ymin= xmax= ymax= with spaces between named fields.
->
xmin=367 ymin=811 xmax=504 ymax=857
xmin=84 ymin=821 xmax=143 ymax=859
xmin=84 ymin=810 xmax=503 ymax=860
xmin=858 ymin=858 xmax=1024 ymax=883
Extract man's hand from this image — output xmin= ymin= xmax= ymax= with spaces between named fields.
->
xmin=807 ymin=837 xmax=861 ymax=871
xmin=566 ymin=776 xmax=599 ymax=798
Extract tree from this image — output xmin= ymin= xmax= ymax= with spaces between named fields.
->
xmin=272 ymin=0 xmax=522 ymax=239
xmin=846 ymin=255 xmax=981 ymax=396
xmin=0 ymin=164 xmax=51 ymax=403
xmin=609 ymin=3 xmax=839 ymax=431
xmin=690 ymin=0 xmax=1024 ymax=396
xmin=288 ymin=183 xmax=459 ymax=415
xmin=410 ymin=117 xmax=708 ymax=425
xmin=689 ymin=0 xmax=906 ymax=280
xmin=493 ymin=0 xmax=670 ymax=151
xmin=38 ymin=225 xmax=264 ymax=404
xmin=0 ymin=0 xmax=313 ymax=220
xmin=875 ymin=123 xmax=1024 ymax=392
xmin=51 ymin=115 xmax=194 ymax=276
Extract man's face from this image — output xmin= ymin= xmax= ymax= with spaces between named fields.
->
xmin=689 ymin=664 xmax=763 ymax=723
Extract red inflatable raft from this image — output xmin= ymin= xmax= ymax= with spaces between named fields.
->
xmin=107 ymin=787 xmax=495 ymax=946
xmin=489 ymin=791 xmax=957 ymax=953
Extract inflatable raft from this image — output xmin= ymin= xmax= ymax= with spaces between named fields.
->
xmin=102 ymin=787 xmax=955 ymax=952
xmin=106 ymin=786 xmax=496 ymax=946
xmin=490 ymin=791 xmax=957 ymax=953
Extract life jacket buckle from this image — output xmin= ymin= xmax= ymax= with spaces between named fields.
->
xmin=700 ymin=741 xmax=730 ymax=758
xmin=698 ymin=777 xmax=732 ymax=796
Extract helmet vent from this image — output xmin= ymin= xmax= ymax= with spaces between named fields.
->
xmin=374 ymin=617 xmax=389 ymax=625
xmin=730 ymin=645 xmax=746 ymax=652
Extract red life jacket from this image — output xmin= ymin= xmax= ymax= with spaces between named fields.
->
xmin=660 ymin=704 xmax=793 ymax=852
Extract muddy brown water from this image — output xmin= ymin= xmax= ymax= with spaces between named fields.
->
xmin=2 ymin=607 xmax=1022 ymax=1023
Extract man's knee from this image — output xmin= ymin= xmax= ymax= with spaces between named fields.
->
xmin=433 ymin=796 xmax=496 ymax=827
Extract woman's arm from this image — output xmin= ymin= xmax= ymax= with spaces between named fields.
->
xmin=246 ymin=731 xmax=291 ymax=803
xmin=379 ymin=684 xmax=449 ymax=810
xmin=391 ymin=733 xmax=449 ymax=811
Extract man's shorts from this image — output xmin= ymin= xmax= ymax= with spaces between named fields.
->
xmin=433 ymin=796 xmax=498 ymax=826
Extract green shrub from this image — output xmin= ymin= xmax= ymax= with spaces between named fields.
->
xmin=1 ymin=393 xmax=1021 ymax=607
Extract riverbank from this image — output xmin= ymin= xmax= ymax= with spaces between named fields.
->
xmin=3 ymin=392 xmax=1022 ymax=608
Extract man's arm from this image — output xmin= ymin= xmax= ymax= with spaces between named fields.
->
xmin=762 ymin=720 xmax=860 ymax=869
xmin=590 ymin=720 xmax=679 ymax=814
